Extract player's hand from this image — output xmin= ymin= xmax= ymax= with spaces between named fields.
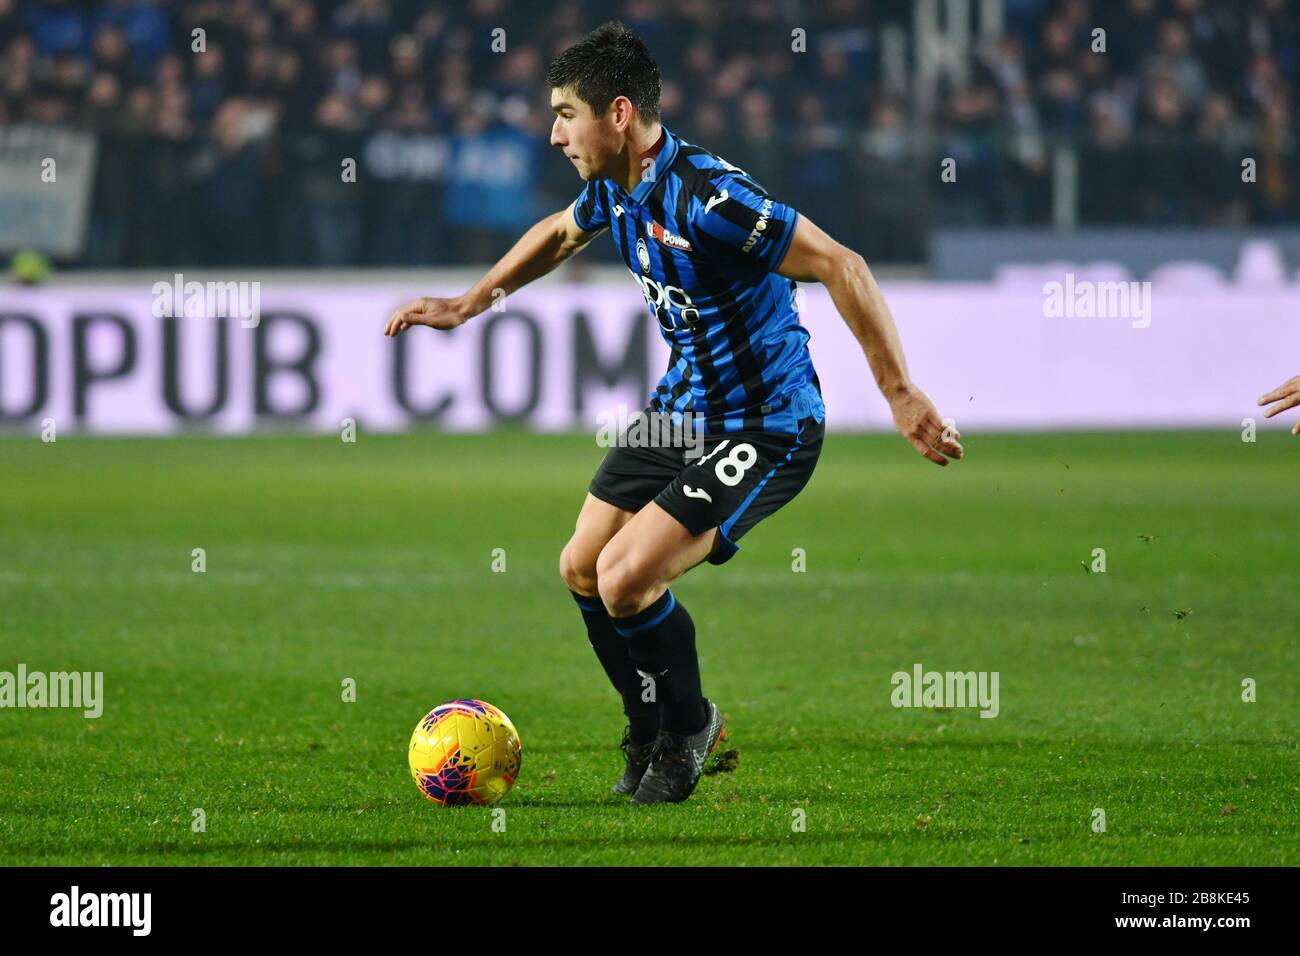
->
xmin=889 ymin=384 xmax=963 ymax=466
xmin=1258 ymin=375 xmax=1300 ymax=436
xmin=384 ymin=296 xmax=471 ymax=336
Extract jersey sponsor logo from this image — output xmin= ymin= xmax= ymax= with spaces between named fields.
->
xmin=741 ymin=197 xmax=775 ymax=254
xmin=647 ymin=220 xmax=692 ymax=252
xmin=704 ymin=189 xmax=728 ymax=214
xmin=636 ymin=237 xmax=651 ymax=273
xmin=630 ymin=272 xmax=701 ymax=332
xmin=613 ymin=204 xmax=625 ymax=218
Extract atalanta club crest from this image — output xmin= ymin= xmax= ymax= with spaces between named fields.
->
xmin=636 ymin=237 xmax=651 ymax=272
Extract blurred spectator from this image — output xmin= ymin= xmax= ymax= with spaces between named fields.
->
xmin=0 ymin=0 xmax=1295 ymax=268
xmin=443 ymin=100 xmax=540 ymax=263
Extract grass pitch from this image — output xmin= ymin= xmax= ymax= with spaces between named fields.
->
xmin=0 ymin=429 xmax=1295 ymax=865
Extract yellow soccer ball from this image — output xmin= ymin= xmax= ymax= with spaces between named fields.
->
xmin=408 ymin=699 xmax=522 ymax=806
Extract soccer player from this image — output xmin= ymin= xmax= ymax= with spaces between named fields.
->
xmin=1259 ymin=375 xmax=1300 ymax=435
xmin=384 ymin=22 xmax=962 ymax=804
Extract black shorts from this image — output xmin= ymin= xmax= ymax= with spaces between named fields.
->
xmin=588 ymin=412 xmax=824 ymax=565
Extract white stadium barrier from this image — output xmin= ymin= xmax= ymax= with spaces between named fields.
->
xmin=1 ymin=269 xmax=1297 ymax=434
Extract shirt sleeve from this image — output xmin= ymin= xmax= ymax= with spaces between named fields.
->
xmin=690 ymin=174 xmax=799 ymax=273
xmin=571 ymin=178 xmax=609 ymax=233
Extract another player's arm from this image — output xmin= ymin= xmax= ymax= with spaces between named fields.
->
xmin=384 ymin=202 xmax=604 ymax=336
xmin=1259 ymin=374 xmax=1300 ymax=435
xmin=776 ymin=215 xmax=962 ymax=466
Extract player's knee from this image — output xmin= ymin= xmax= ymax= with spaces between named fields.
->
xmin=595 ymin=551 xmax=644 ymax=618
xmin=559 ymin=539 xmax=598 ymax=596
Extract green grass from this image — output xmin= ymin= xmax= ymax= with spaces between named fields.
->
xmin=0 ymin=429 xmax=1296 ymax=865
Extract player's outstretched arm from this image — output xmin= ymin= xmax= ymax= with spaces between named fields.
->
xmin=1259 ymin=375 xmax=1300 ymax=435
xmin=384 ymin=202 xmax=603 ymax=336
xmin=776 ymin=215 xmax=962 ymax=466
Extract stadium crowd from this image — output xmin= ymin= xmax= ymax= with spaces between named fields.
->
xmin=2 ymin=0 xmax=1297 ymax=267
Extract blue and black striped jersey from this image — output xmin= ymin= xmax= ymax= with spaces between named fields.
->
xmin=572 ymin=124 xmax=825 ymax=435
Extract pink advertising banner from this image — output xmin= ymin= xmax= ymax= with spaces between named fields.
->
xmin=0 ymin=279 xmax=1296 ymax=434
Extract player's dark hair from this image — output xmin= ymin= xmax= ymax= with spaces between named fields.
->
xmin=546 ymin=21 xmax=661 ymax=124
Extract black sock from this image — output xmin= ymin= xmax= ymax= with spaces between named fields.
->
xmin=611 ymin=589 xmax=707 ymax=736
xmin=570 ymin=590 xmax=659 ymax=744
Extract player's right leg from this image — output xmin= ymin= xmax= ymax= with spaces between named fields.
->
xmin=561 ymin=494 xmax=659 ymax=794
xmin=562 ymin=420 xmax=694 ymax=795
xmin=559 ymin=492 xmax=634 ymax=598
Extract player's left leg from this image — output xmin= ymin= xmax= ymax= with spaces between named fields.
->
xmin=595 ymin=504 xmax=726 ymax=805
xmin=594 ymin=501 xmax=719 ymax=730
